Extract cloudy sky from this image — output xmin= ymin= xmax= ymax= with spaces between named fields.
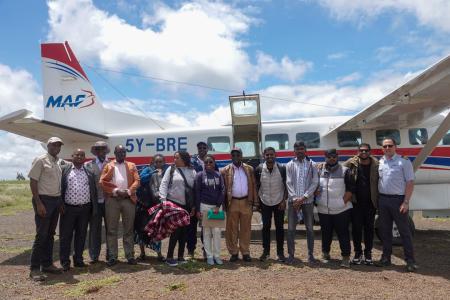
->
xmin=1 ymin=0 xmax=450 ymax=179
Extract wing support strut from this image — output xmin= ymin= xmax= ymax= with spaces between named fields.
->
xmin=413 ymin=111 xmax=450 ymax=172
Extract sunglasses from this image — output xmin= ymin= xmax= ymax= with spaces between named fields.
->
xmin=359 ymin=149 xmax=370 ymax=153
xmin=326 ymin=154 xmax=337 ymax=158
xmin=382 ymin=144 xmax=394 ymax=148
xmin=205 ymin=160 xmax=215 ymax=165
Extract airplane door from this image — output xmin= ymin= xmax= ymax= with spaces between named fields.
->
xmin=229 ymin=94 xmax=262 ymax=168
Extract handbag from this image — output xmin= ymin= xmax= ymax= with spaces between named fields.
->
xmin=177 ymin=167 xmax=195 ymax=211
xmin=207 ymin=209 xmax=225 ymax=220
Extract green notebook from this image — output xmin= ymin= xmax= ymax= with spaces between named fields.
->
xmin=207 ymin=209 xmax=225 ymax=220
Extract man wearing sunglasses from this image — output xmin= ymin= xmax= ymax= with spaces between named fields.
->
xmin=376 ymin=138 xmax=417 ymax=272
xmin=343 ymin=143 xmax=379 ymax=265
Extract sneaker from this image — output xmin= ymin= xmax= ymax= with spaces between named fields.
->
xmin=242 ymin=254 xmax=252 ymax=262
xmin=340 ymin=256 xmax=351 ymax=268
xmin=177 ymin=258 xmax=188 ymax=265
xmin=206 ymin=257 xmax=215 ymax=265
xmin=374 ymin=258 xmax=392 ymax=267
xmin=214 ymin=257 xmax=223 ymax=265
xmin=62 ymin=264 xmax=70 ymax=272
xmin=277 ymin=255 xmax=286 ymax=263
xmin=406 ymin=262 xmax=418 ymax=273
xmin=166 ymin=258 xmax=178 ymax=267
xmin=351 ymin=255 xmax=363 ymax=265
xmin=41 ymin=264 xmax=62 ymax=274
xmin=322 ymin=253 xmax=331 ymax=263
xmin=229 ymin=254 xmax=239 ymax=262
xmin=259 ymin=252 xmax=269 ymax=262
xmin=286 ymin=256 xmax=295 ymax=265
xmin=127 ymin=258 xmax=137 ymax=265
xmin=29 ymin=269 xmax=46 ymax=282
xmin=364 ymin=258 xmax=374 ymax=266
xmin=308 ymin=256 xmax=318 ymax=264
xmin=106 ymin=259 xmax=118 ymax=267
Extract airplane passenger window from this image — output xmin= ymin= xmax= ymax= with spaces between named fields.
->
xmin=376 ymin=130 xmax=401 ymax=146
xmin=207 ymin=136 xmax=231 ymax=153
xmin=408 ymin=128 xmax=428 ymax=145
xmin=337 ymin=131 xmax=362 ymax=147
xmin=296 ymin=132 xmax=320 ymax=148
xmin=440 ymin=131 xmax=450 ymax=145
xmin=235 ymin=141 xmax=256 ymax=157
xmin=265 ymin=134 xmax=289 ymax=150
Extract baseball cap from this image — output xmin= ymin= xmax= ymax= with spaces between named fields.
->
xmin=47 ymin=137 xmax=64 ymax=145
xmin=230 ymin=147 xmax=242 ymax=154
xmin=324 ymin=148 xmax=338 ymax=157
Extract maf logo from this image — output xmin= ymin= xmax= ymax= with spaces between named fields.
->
xmin=46 ymin=90 xmax=95 ymax=109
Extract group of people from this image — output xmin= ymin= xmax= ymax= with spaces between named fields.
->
xmin=27 ymin=136 xmax=418 ymax=282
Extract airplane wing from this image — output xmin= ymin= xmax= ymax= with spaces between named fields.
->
xmin=326 ymin=54 xmax=450 ymax=133
xmin=0 ymin=109 xmax=108 ymax=143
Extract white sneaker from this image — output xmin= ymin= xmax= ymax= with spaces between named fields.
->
xmin=214 ymin=257 xmax=223 ymax=265
xmin=207 ymin=257 xmax=215 ymax=265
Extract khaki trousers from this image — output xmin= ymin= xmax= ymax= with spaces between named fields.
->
xmin=225 ymin=198 xmax=253 ymax=255
xmin=105 ymin=196 xmax=136 ymax=260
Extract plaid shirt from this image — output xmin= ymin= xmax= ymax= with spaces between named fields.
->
xmin=144 ymin=201 xmax=190 ymax=241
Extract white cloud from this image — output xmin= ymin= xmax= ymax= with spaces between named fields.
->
xmin=254 ymin=51 xmax=312 ymax=82
xmin=318 ymin=0 xmax=450 ymax=32
xmin=327 ymin=52 xmax=348 ymax=60
xmin=47 ymin=0 xmax=308 ymax=91
xmin=0 ymin=64 xmax=44 ymax=179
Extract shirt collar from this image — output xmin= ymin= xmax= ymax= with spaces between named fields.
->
xmin=384 ymin=154 xmax=398 ymax=161
xmin=46 ymin=152 xmax=58 ymax=163
xmin=232 ymin=163 xmax=243 ymax=170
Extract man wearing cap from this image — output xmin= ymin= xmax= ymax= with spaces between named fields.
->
xmin=100 ymin=145 xmax=140 ymax=266
xmin=285 ymin=141 xmax=319 ymax=264
xmin=28 ymin=137 xmax=65 ymax=281
xmin=59 ymin=149 xmax=98 ymax=271
xmin=315 ymin=149 xmax=355 ymax=268
xmin=376 ymin=138 xmax=417 ymax=272
xmin=85 ymin=141 xmax=110 ymax=264
xmin=221 ymin=147 xmax=257 ymax=262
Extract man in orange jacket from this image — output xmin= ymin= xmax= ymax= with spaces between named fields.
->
xmin=100 ymin=145 xmax=140 ymax=266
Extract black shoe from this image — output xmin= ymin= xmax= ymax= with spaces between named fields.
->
xmin=127 ymin=258 xmax=137 ymax=265
xmin=29 ymin=269 xmax=46 ymax=281
xmin=106 ymin=259 xmax=117 ymax=267
xmin=229 ymin=254 xmax=239 ymax=262
xmin=138 ymin=254 xmax=147 ymax=261
xmin=351 ymin=254 xmax=363 ymax=265
xmin=89 ymin=258 xmax=99 ymax=264
xmin=277 ymin=255 xmax=286 ymax=263
xmin=61 ymin=263 xmax=70 ymax=272
xmin=74 ymin=261 xmax=86 ymax=268
xmin=374 ymin=258 xmax=391 ymax=267
xmin=41 ymin=264 xmax=62 ymax=274
xmin=243 ymin=255 xmax=252 ymax=262
xmin=406 ymin=262 xmax=418 ymax=272
xmin=259 ymin=252 xmax=269 ymax=261
xmin=157 ymin=254 xmax=166 ymax=262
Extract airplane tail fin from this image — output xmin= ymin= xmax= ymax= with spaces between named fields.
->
xmin=42 ymin=42 xmax=105 ymax=133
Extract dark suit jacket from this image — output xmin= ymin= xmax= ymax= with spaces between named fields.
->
xmin=61 ymin=163 xmax=98 ymax=216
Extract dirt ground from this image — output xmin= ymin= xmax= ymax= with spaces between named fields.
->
xmin=0 ymin=210 xmax=449 ymax=299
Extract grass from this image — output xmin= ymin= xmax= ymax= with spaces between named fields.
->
xmin=0 ymin=180 xmax=32 ymax=215
xmin=166 ymin=282 xmax=187 ymax=292
xmin=64 ymin=275 xmax=121 ymax=297
xmin=0 ymin=245 xmax=31 ymax=254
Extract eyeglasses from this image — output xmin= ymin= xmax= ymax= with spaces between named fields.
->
xmin=382 ymin=144 xmax=394 ymax=148
xmin=205 ymin=160 xmax=215 ymax=165
xmin=359 ymin=149 xmax=370 ymax=153
xmin=326 ymin=154 xmax=337 ymax=158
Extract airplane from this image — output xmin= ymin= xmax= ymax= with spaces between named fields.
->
xmin=1 ymin=41 xmax=450 ymax=242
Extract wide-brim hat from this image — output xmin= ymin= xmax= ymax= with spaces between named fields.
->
xmin=91 ymin=141 xmax=110 ymax=155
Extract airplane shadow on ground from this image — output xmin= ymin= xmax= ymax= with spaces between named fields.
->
xmin=1 ymin=227 xmax=449 ymax=281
